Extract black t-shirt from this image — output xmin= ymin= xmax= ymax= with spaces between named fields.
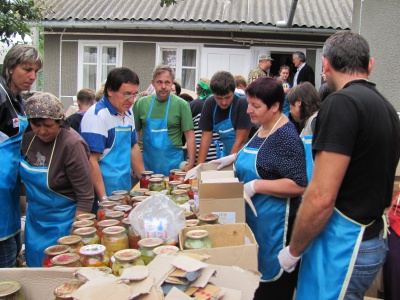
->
xmin=313 ymin=79 xmax=400 ymax=238
xmin=66 ymin=112 xmax=84 ymax=133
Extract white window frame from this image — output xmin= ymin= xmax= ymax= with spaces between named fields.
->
xmin=77 ymin=40 xmax=123 ymax=91
xmin=156 ymin=43 xmax=201 ymax=90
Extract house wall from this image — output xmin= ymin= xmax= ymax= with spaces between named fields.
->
xmin=352 ymin=0 xmax=400 ymax=109
xmin=43 ymin=35 xmax=61 ymax=97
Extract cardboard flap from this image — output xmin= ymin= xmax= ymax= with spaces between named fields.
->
xmin=217 ymin=287 xmax=242 ymax=300
xmin=185 ymin=163 xmax=234 ymax=181
xmin=190 ymin=267 xmax=217 ymax=289
xmin=120 ymin=266 xmax=150 ymax=281
xmin=165 ymin=287 xmax=193 ymax=299
xmin=200 ymin=171 xmax=235 ymax=181
xmin=171 ymin=255 xmax=208 ymax=272
xmin=147 ymin=255 xmax=176 ymax=287
xmin=199 ymin=182 xmax=243 ymax=198
xmin=201 ymin=178 xmax=238 ymax=183
xmin=127 ymin=275 xmax=155 ymax=299
xmin=72 ymin=280 xmax=132 ymax=300
xmin=244 ymin=191 xmax=257 ymax=217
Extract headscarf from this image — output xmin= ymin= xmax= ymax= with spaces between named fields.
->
xmin=25 ymin=92 xmax=64 ymax=120
xmin=197 ymin=81 xmax=213 ymax=100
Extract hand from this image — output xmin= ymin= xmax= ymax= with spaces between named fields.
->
xmin=209 ymin=154 xmax=236 ymax=170
xmin=244 ymin=180 xmax=256 ymax=198
xmin=278 ymin=246 xmax=301 ymax=273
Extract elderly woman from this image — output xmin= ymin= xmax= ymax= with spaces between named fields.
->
xmin=0 ymin=44 xmax=42 ymax=268
xmin=211 ymin=76 xmax=307 ymax=300
xmin=21 ymin=93 xmax=94 ymax=267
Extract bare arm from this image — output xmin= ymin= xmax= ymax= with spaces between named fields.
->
xmin=131 ymin=143 xmax=145 ymax=178
xmin=183 ymin=129 xmax=196 ymax=171
xmin=289 ymin=151 xmax=350 ymax=257
xmin=253 ymin=178 xmax=306 ymax=198
xmin=197 ymin=131 xmax=213 ymax=164
xmin=230 ymin=128 xmax=251 ymax=154
xmin=89 ymin=152 xmax=107 ymax=199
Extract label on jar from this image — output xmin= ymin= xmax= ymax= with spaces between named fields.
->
xmin=144 ymin=217 xmax=168 ymax=239
xmin=212 ymin=212 xmax=236 ymax=224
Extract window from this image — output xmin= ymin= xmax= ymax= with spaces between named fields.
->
xmin=78 ymin=41 xmax=122 ymax=91
xmin=158 ymin=45 xmax=199 ymax=91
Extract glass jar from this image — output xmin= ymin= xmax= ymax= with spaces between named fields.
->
xmin=169 ymin=169 xmax=181 ymax=182
xmin=101 ymin=226 xmax=129 ymax=257
xmin=112 ymin=190 xmax=130 ymax=205
xmin=42 ymin=245 xmax=71 ymax=268
xmin=153 ymin=245 xmax=179 ymax=257
xmin=0 ymin=281 xmax=25 ymax=300
xmin=184 ymin=211 xmax=196 ymax=220
xmin=105 ymin=210 xmax=125 ymax=224
xmin=97 ymin=219 xmax=120 ymax=239
xmin=173 ymin=171 xmax=186 ymax=183
xmin=51 ymin=253 xmax=82 ymax=268
xmin=76 ymin=213 xmax=98 ymax=228
xmin=170 ymin=189 xmax=190 ymax=205
xmin=57 ymin=235 xmax=84 ymax=256
xmin=53 ymin=282 xmax=84 ymax=300
xmin=140 ymin=171 xmax=154 ymax=189
xmin=107 ymin=195 xmax=126 ymax=206
xmin=132 ymin=196 xmax=147 ymax=205
xmin=97 ymin=201 xmax=116 ymax=222
xmin=121 ymin=218 xmax=131 ymax=236
xmin=148 ymin=178 xmax=165 ymax=192
xmin=79 ymin=244 xmax=110 ymax=267
xmin=198 ymin=214 xmax=219 ymax=225
xmin=138 ymin=238 xmax=163 ymax=265
xmin=177 ymin=184 xmax=194 ymax=199
xmin=184 ymin=229 xmax=212 ymax=249
xmin=111 ymin=249 xmax=145 ymax=276
xmin=167 ymin=180 xmax=182 ymax=195
xmin=73 ymin=227 xmax=100 ymax=245
xmin=72 ymin=219 xmax=94 ymax=231
xmin=130 ymin=188 xmax=149 ymax=197
xmin=128 ymin=227 xmax=141 ymax=250
xmin=113 ymin=205 xmax=132 ymax=218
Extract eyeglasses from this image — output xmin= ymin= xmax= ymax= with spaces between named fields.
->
xmin=118 ymin=91 xmax=138 ymax=100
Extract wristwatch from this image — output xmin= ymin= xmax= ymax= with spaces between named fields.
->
xmin=99 ymin=195 xmax=108 ymax=202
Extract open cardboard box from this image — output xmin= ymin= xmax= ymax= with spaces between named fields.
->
xmin=179 ymin=223 xmax=258 ymax=271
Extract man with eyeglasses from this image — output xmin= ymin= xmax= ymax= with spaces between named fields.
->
xmin=133 ymin=65 xmax=195 ymax=176
xmin=81 ymin=67 xmax=145 ymax=208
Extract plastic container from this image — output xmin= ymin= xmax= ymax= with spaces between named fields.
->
xmin=101 ymin=226 xmax=129 ymax=257
xmin=42 ymin=245 xmax=71 ymax=268
xmin=140 ymin=171 xmax=154 ymax=189
xmin=53 ymin=281 xmax=84 ymax=300
xmin=111 ymin=249 xmax=145 ymax=276
xmin=96 ymin=219 xmax=120 ymax=239
xmin=0 ymin=281 xmax=25 ymax=300
xmin=51 ymin=253 xmax=82 ymax=267
xmin=197 ymin=214 xmax=219 ymax=225
xmin=79 ymin=244 xmax=110 ymax=267
xmin=73 ymin=227 xmax=100 ymax=245
xmin=138 ymin=238 xmax=163 ymax=265
xmin=184 ymin=229 xmax=212 ymax=249
xmin=57 ymin=235 xmax=84 ymax=256
xmin=97 ymin=201 xmax=116 ymax=222
xmin=170 ymin=189 xmax=190 ymax=205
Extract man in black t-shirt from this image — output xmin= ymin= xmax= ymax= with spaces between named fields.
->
xmin=67 ymin=88 xmax=95 ymax=133
xmin=279 ymin=32 xmax=400 ymax=298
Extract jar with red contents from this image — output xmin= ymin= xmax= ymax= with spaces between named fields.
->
xmin=79 ymin=244 xmax=110 ymax=267
xmin=97 ymin=201 xmax=116 ymax=222
xmin=169 ymin=169 xmax=181 ymax=182
xmin=42 ymin=244 xmax=71 ymax=268
xmin=57 ymin=235 xmax=84 ymax=256
xmin=177 ymin=183 xmax=194 ymax=199
xmin=105 ymin=210 xmax=125 ymax=225
xmin=113 ymin=205 xmax=132 ymax=218
xmin=97 ymin=219 xmax=119 ymax=239
xmin=128 ymin=227 xmax=141 ymax=249
xmin=51 ymin=253 xmax=82 ymax=267
xmin=173 ymin=171 xmax=187 ymax=183
xmin=112 ymin=190 xmax=130 ymax=205
xmin=76 ymin=213 xmax=98 ymax=229
xmin=140 ymin=171 xmax=154 ymax=189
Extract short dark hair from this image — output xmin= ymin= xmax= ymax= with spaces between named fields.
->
xmin=246 ymin=76 xmax=284 ymax=111
xmin=77 ymin=88 xmax=95 ymax=105
xmin=210 ymin=71 xmax=235 ymax=96
xmin=322 ymin=31 xmax=370 ymax=75
xmin=293 ymin=51 xmax=306 ymax=62
xmin=179 ymin=93 xmax=194 ymax=102
xmin=173 ymin=81 xmax=181 ymax=96
xmin=104 ymin=67 xmax=140 ymax=97
xmin=287 ymin=82 xmax=321 ymax=124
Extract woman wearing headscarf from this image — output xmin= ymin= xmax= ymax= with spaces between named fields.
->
xmin=0 ymin=44 xmax=42 ymax=268
xmin=21 ymin=92 xmax=94 ymax=267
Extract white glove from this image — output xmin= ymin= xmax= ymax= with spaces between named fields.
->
xmin=244 ymin=180 xmax=256 ymax=198
xmin=209 ymin=154 xmax=236 ymax=170
xmin=278 ymin=246 xmax=301 ymax=273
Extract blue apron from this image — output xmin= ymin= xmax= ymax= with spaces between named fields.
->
xmin=213 ymin=102 xmax=236 ymax=157
xmin=143 ymin=95 xmax=183 ymax=176
xmin=0 ymin=85 xmax=28 ymax=240
xmin=296 ymin=209 xmax=368 ymax=300
xmin=99 ymin=125 xmax=132 ymax=196
xmin=236 ymin=117 xmax=289 ymax=281
xmin=302 ymin=135 xmax=314 ymax=183
xmin=20 ymin=135 xmax=76 ymax=267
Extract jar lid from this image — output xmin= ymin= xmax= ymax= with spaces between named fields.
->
xmin=169 ymin=169 xmax=181 ymax=174
xmin=112 ymin=190 xmax=128 ymax=195
xmin=105 ymin=210 xmax=125 ymax=219
xmin=186 ymin=229 xmax=209 ymax=239
xmin=51 ymin=253 xmax=81 ymax=265
xmin=198 ymin=214 xmax=219 ymax=222
xmin=141 ymin=170 xmax=154 ymax=176
xmin=114 ymin=205 xmax=132 ymax=212
xmin=76 ymin=213 xmax=96 ymax=221
xmin=54 ymin=281 xmax=83 ymax=298
xmin=114 ymin=249 xmax=141 ymax=261
xmin=0 ymin=281 xmax=21 ymax=297
xmin=171 ymin=189 xmax=187 ymax=195
xmin=150 ymin=174 xmax=164 ymax=179
xmin=102 ymin=226 xmax=125 ymax=235
xmin=153 ymin=245 xmax=179 ymax=256
xmin=177 ymin=184 xmax=191 ymax=189
xmin=138 ymin=237 xmax=163 ymax=248
xmin=121 ymin=218 xmax=131 ymax=225
xmin=149 ymin=177 xmax=163 ymax=183
xmin=108 ymin=195 xmax=125 ymax=202
xmin=57 ymin=235 xmax=83 ymax=246
xmin=144 ymin=191 xmax=158 ymax=196
xmin=44 ymin=244 xmax=71 ymax=255
xmin=174 ymin=171 xmax=186 ymax=177
xmin=184 ymin=211 xmax=195 ymax=219
xmin=186 ymin=219 xmax=200 ymax=227
xmin=134 ymin=188 xmax=149 ymax=193
xmin=72 ymin=219 xmax=94 ymax=228
xmin=97 ymin=219 xmax=119 ymax=228
xmin=79 ymin=244 xmax=106 ymax=256
xmin=73 ymin=227 xmax=97 ymax=236
xmin=168 ymin=180 xmax=182 ymax=186
xmin=98 ymin=201 xmax=115 ymax=208
xmin=132 ymin=196 xmax=148 ymax=202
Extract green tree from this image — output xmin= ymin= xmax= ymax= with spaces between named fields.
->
xmin=160 ymin=0 xmax=178 ymax=7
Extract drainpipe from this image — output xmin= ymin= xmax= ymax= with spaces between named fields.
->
xmin=276 ymin=0 xmax=299 ymax=28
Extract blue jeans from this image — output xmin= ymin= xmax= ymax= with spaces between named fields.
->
xmin=344 ymin=230 xmax=387 ymax=300
xmin=0 ymin=232 xmax=21 ymax=268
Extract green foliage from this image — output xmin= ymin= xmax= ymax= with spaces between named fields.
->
xmin=159 ymin=0 xmax=178 ymax=7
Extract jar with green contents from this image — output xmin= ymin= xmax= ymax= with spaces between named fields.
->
xmin=197 ymin=214 xmax=219 ymax=225
xmin=0 ymin=281 xmax=25 ymax=300
xmin=167 ymin=180 xmax=182 ymax=195
xmin=170 ymin=189 xmax=190 ymax=205
xmin=112 ymin=249 xmax=145 ymax=276
xmin=148 ymin=178 xmax=165 ymax=192
xmin=53 ymin=281 xmax=83 ymax=300
xmin=73 ymin=227 xmax=100 ymax=245
xmin=184 ymin=229 xmax=212 ymax=249
xmin=79 ymin=244 xmax=110 ymax=267
xmin=177 ymin=183 xmax=194 ymax=199
xmin=138 ymin=238 xmax=163 ymax=265
xmin=101 ymin=226 xmax=129 ymax=258
xmin=57 ymin=235 xmax=84 ymax=256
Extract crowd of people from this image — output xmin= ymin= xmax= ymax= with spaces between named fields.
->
xmin=1 ymin=31 xmax=400 ymax=300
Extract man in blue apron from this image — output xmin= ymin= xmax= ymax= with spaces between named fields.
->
xmin=197 ymin=71 xmax=254 ymax=164
xmin=133 ymin=65 xmax=196 ymax=176
xmin=81 ymin=67 xmax=145 ymax=203
xmin=279 ymin=32 xmax=400 ymax=299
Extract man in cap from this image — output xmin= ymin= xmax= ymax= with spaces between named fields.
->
xmin=247 ymin=54 xmax=273 ymax=84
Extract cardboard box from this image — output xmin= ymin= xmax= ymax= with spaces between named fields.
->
xmin=179 ymin=223 xmax=258 ymax=271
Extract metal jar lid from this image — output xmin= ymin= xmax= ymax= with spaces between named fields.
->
xmin=153 ymin=245 xmax=179 ymax=256
xmin=97 ymin=219 xmax=119 ymax=229
xmin=198 ymin=213 xmax=219 ymax=222
xmin=168 ymin=180 xmax=182 ymax=186
xmin=108 ymin=195 xmax=125 ymax=202
xmin=171 ymin=189 xmax=188 ymax=196
xmin=114 ymin=249 xmax=141 ymax=262
xmin=72 ymin=219 xmax=94 ymax=228
xmin=186 ymin=229 xmax=209 ymax=240
xmin=105 ymin=210 xmax=125 ymax=219
xmin=98 ymin=201 xmax=115 ymax=208
xmin=141 ymin=171 xmax=154 ymax=176
xmin=51 ymin=253 xmax=81 ymax=266
xmin=114 ymin=205 xmax=132 ymax=212
xmin=0 ymin=281 xmax=21 ymax=297
xmin=57 ymin=235 xmax=83 ymax=246
xmin=112 ymin=190 xmax=128 ymax=196
xmin=74 ymin=227 xmax=97 ymax=236
xmin=44 ymin=244 xmax=71 ymax=255
xmin=150 ymin=174 xmax=164 ymax=179
xmin=121 ymin=218 xmax=131 ymax=226
xmin=186 ymin=219 xmax=200 ymax=227
xmin=177 ymin=184 xmax=191 ymax=190
xmin=144 ymin=191 xmax=158 ymax=196
xmin=53 ymin=281 xmax=83 ymax=298
xmin=102 ymin=226 xmax=125 ymax=235
xmin=79 ymin=244 xmax=106 ymax=256
xmin=138 ymin=237 xmax=163 ymax=248
xmin=149 ymin=177 xmax=163 ymax=183
xmin=76 ymin=213 xmax=96 ymax=221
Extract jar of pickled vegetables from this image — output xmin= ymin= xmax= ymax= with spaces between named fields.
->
xmin=51 ymin=253 xmax=82 ymax=268
xmin=76 ymin=213 xmax=98 ymax=229
xmin=112 ymin=190 xmax=130 ymax=205
xmin=79 ymin=244 xmax=110 ymax=267
xmin=130 ymin=188 xmax=148 ymax=197
xmin=128 ymin=227 xmax=141 ymax=250
xmin=173 ymin=171 xmax=186 ymax=183
xmin=107 ymin=195 xmax=126 ymax=206
xmin=198 ymin=214 xmax=219 ymax=225
xmin=140 ymin=171 xmax=154 ymax=189
xmin=177 ymin=184 xmax=194 ymax=199
xmin=169 ymin=169 xmax=181 ymax=182
xmin=105 ymin=210 xmax=125 ymax=224
xmin=0 ymin=281 xmax=25 ymax=300
xmin=184 ymin=229 xmax=212 ymax=250
xmin=72 ymin=219 xmax=94 ymax=231
xmin=42 ymin=245 xmax=71 ymax=268
xmin=57 ymin=235 xmax=84 ymax=255
xmin=97 ymin=219 xmax=120 ymax=239
xmin=138 ymin=238 xmax=163 ymax=265
xmin=153 ymin=245 xmax=179 ymax=257
xmin=53 ymin=281 xmax=83 ymax=300
xmin=111 ymin=249 xmax=145 ymax=276
xmin=148 ymin=178 xmax=165 ymax=192
xmin=170 ymin=189 xmax=190 ymax=205
xmin=101 ymin=226 xmax=129 ymax=258
xmin=73 ymin=227 xmax=100 ymax=245
xmin=167 ymin=180 xmax=182 ymax=195
xmin=97 ymin=201 xmax=116 ymax=222
xmin=113 ymin=205 xmax=132 ymax=218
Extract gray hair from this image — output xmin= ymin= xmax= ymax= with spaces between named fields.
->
xmin=293 ymin=51 xmax=306 ymax=63
xmin=152 ymin=65 xmax=175 ymax=81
